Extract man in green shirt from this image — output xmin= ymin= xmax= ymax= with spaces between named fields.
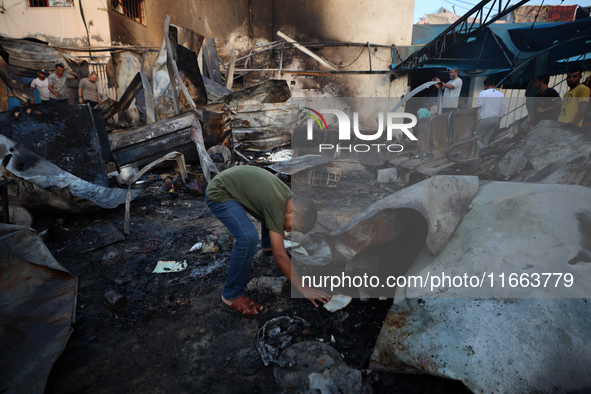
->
xmin=206 ymin=166 xmax=331 ymax=316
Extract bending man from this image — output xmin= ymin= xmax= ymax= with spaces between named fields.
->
xmin=205 ymin=165 xmax=331 ymax=317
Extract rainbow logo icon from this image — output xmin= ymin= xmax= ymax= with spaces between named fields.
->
xmin=303 ymin=107 xmax=328 ymax=131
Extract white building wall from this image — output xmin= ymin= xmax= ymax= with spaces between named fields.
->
xmin=0 ymin=0 xmax=111 ymax=47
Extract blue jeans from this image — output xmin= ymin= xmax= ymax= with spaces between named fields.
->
xmin=206 ymin=196 xmax=268 ymax=300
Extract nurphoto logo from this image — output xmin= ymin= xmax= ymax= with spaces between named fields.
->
xmin=303 ymin=107 xmax=417 ymax=153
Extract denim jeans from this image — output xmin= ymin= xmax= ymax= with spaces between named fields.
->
xmin=206 ymin=196 xmax=266 ymax=300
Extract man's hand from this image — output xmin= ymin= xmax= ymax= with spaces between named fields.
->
xmin=300 ymin=286 xmax=331 ymax=307
xmin=269 ymin=229 xmax=332 ymax=307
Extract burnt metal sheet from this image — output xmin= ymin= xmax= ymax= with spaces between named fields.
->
xmin=99 ymin=72 xmax=146 ymax=121
xmin=190 ymin=119 xmax=219 ymax=183
xmin=232 ymin=102 xmax=296 ymax=151
xmin=109 ymin=111 xmax=197 ymax=166
xmin=0 ymin=224 xmax=77 ymax=393
xmin=202 ymin=38 xmax=222 ymax=85
xmin=203 ymin=76 xmax=232 ymax=103
xmin=221 ymin=79 xmax=292 ymax=106
xmin=0 ymin=56 xmax=36 ymax=104
xmin=170 ymin=24 xmax=207 ymax=107
xmin=324 ymin=175 xmax=479 ymax=261
xmin=151 ymin=19 xmax=208 ymax=121
xmin=202 ymin=104 xmax=233 ymax=150
xmin=109 ymin=109 xmax=228 ymax=170
xmin=171 ymin=23 xmax=205 ymax=55
xmin=371 ymin=181 xmax=591 ymax=392
xmin=153 ymin=39 xmax=176 ymax=120
xmin=111 ymin=51 xmax=143 ymax=125
xmin=0 ymin=134 xmax=135 ymax=212
xmin=0 ymin=35 xmax=64 ymax=77
xmin=268 ymin=154 xmax=336 ymax=175
xmin=0 ymin=103 xmax=108 ymax=186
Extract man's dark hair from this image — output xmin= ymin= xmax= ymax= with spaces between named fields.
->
xmin=567 ymin=67 xmax=583 ymax=75
xmin=483 ymin=78 xmax=495 ymax=88
xmin=55 ymin=63 xmax=65 ymax=69
xmin=536 ymin=74 xmax=550 ymax=85
xmin=292 ymin=196 xmax=317 ymax=234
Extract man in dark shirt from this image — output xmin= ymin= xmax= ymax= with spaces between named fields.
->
xmin=526 ymin=74 xmax=562 ymax=131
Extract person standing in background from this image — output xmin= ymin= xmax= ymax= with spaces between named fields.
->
xmin=475 ymin=79 xmax=505 ymax=148
xmin=78 ymin=72 xmax=101 ymax=107
xmin=433 ymin=68 xmax=463 ymax=112
xmin=30 ymin=69 xmax=50 ymax=103
xmin=525 ymin=74 xmax=562 ymax=131
xmin=48 ymin=63 xmax=77 ymax=104
xmin=558 ymin=67 xmax=590 ymax=127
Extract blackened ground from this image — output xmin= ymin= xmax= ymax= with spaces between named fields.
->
xmin=40 ymin=176 xmax=470 ymax=393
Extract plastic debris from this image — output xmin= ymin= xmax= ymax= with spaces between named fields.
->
xmin=189 ymin=242 xmax=203 ymax=252
xmin=247 ymin=276 xmax=287 ymax=295
xmin=323 ymin=294 xmax=353 ymax=312
xmin=257 ymin=316 xmax=310 ymax=367
xmin=103 ymin=290 xmax=127 ymax=310
xmin=152 ymin=260 xmax=187 ymax=273
xmin=266 ymin=149 xmax=293 ymax=162
xmin=273 ymin=341 xmax=362 ymax=393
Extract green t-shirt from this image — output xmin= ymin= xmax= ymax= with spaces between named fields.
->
xmin=206 ymin=166 xmax=293 ymax=235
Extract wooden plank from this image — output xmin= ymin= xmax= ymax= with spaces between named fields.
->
xmin=225 ymin=49 xmax=237 ymax=90
xmin=202 ymin=38 xmax=223 ymax=84
xmin=0 ymin=78 xmax=8 ymax=112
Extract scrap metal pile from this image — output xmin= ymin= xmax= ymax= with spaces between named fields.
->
xmin=0 ymin=19 xmax=296 ymax=220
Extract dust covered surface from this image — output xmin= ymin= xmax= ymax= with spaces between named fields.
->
xmin=40 ymin=172 xmax=470 ymax=393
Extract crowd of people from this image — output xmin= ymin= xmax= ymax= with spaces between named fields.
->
xmin=415 ymin=66 xmax=590 ymax=148
xmin=29 ymin=63 xmax=101 ymax=107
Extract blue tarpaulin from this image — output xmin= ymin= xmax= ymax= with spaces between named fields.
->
xmin=399 ymin=19 xmax=591 ymax=81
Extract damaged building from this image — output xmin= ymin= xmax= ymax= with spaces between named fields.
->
xmin=1 ymin=0 xmax=591 ymax=393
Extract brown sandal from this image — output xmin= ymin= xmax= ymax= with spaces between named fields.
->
xmin=221 ymin=295 xmax=264 ymax=318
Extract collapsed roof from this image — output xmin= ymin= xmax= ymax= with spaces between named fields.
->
xmin=401 ymin=15 xmax=591 ymax=81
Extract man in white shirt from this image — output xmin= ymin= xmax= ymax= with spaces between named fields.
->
xmin=475 ymin=79 xmax=505 ymax=148
xmin=30 ymin=69 xmax=50 ymax=103
xmin=434 ymin=68 xmax=463 ymax=112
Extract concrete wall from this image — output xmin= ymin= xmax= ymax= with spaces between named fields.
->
xmin=108 ymin=0 xmax=414 ymax=98
xmin=0 ymin=0 xmax=111 ymax=47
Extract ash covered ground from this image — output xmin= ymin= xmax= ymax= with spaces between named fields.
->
xmin=41 ymin=167 xmax=470 ymax=393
